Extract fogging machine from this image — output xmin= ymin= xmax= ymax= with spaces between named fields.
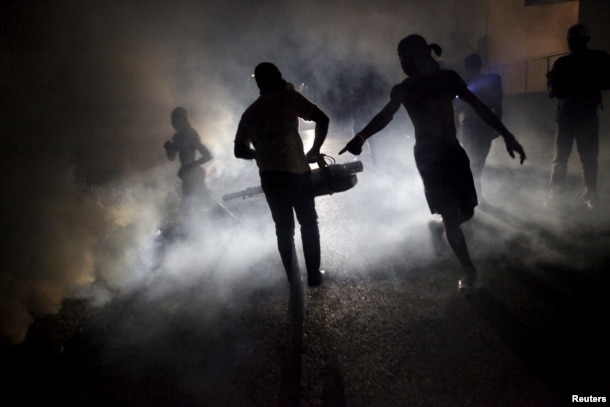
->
xmin=222 ymin=155 xmax=363 ymax=201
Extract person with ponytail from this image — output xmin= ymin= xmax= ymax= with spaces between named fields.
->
xmin=340 ymin=34 xmax=526 ymax=293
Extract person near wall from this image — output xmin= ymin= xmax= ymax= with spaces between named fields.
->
xmin=545 ymin=23 xmax=610 ymax=210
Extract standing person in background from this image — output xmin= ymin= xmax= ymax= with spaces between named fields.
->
xmin=340 ymin=34 xmax=526 ymax=293
xmin=455 ymin=53 xmax=503 ymax=201
xmin=545 ymin=23 xmax=610 ymax=210
xmin=234 ymin=62 xmax=329 ymax=287
xmin=165 ymin=107 xmax=239 ymax=231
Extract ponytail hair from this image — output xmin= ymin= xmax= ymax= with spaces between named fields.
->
xmin=429 ymin=43 xmax=442 ymax=57
xmin=398 ymin=34 xmax=442 ymax=58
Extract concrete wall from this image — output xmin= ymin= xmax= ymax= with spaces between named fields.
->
xmin=487 ymin=0 xmax=578 ymax=67
xmin=484 ymin=0 xmax=576 ymax=94
xmin=579 ymin=0 xmax=610 ymax=51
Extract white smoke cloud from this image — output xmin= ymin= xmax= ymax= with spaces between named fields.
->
xmin=2 ymin=0 xmax=608 ymax=346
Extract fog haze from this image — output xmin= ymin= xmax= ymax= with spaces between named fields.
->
xmin=2 ymin=0 xmax=608 ymax=345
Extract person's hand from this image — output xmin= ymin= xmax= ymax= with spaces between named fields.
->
xmin=178 ymin=163 xmax=192 ymax=178
xmin=305 ymin=148 xmax=320 ymax=163
xmin=505 ymin=137 xmax=526 ymax=165
xmin=339 ymin=135 xmax=364 ymax=156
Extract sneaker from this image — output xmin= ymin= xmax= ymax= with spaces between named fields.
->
xmin=582 ymin=191 xmax=598 ymax=210
xmin=543 ymin=191 xmax=555 ymax=208
xmin=458 ymin=274 xmax=481 ymax=294
xmin=308 ymin=270 xmax=325 ymax=287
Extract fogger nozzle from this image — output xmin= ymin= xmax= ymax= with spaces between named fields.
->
xmin=222 ymin=159 xmax=364 ymax=201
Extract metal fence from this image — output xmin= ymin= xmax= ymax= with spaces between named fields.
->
xmin=490 ymin=51 xmax=568 ymax=94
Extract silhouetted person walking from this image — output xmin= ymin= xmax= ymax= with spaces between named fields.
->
xmin=165 ymin=107 xmax=238 ymax=228
xmin=545 ymin=24 xmax=610 ymax=209
xmin=455 ymin=53 xmax=503 ymax=201
xmin=340 ymin=34 xmax=526 ymax=293
xmin=234 ymin=62 xmax=329 ymax=287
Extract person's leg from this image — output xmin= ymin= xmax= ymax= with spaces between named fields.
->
xmin=441 ymin=206 xmax=478 ymax=291
xmin=443 ymin=212 xmax=475 ymax=270
xmin=177 ymin=174 xmax=201 ymax=236
xmin=261 ymin=172 xmax=299 ymax=283
xmin=461 ymin=128 xmax=491 ymax=200
xmin=474 ymin=133 xmax=493 ymax=200
xmin=295 ymin=206 xmax=321 ymax=286
xmin=293 ymin=173 xmax=322 ymax=287
xmin=548 ymin=122 xmax=575 ymax=196
xmin=575 ymin=114 xmax=599 ymax=208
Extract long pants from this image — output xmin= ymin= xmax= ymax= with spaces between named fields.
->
xmin=459 ymin=125 xmax=495 ymax=199
xmin=181 ymin=167 xmax=215 ymax=215
xmin=549 ymin=113 xmax=599 ymax=195
xmin=260 ymin=171 xmax=320 ymax=281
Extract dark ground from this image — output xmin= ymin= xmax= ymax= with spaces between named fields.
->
xmin=3 ymin=109 xmax=610 ymax=406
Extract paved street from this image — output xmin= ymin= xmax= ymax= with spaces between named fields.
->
xmin=5 ymin=129 xmax=610 ymax=406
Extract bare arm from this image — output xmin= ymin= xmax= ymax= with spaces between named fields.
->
xmin=490 ymin=82 xmax=503 ymax=120
xmin=178 ymin=141 xmax=213 ymax=178
xmin=174 ymin=133 xmax=212 ymax=177
xmin=164 ymin=141 xmax=177 ymax=161
xmin=491 ymin=75 xmax=504 ymax=120
xmin=494 ymin=104 xmax=503 ymax=121
xmin=305 ymin=106 xmax=329 ymax=162
xmin=339 ymin=96 xmax=401 ymax=155
xmin=192 ymin=142 xmax=212 ymax=166
xmin=459 ymin=87 xmax=526 ymax=164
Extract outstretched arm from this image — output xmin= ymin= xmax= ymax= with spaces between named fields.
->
xmin=490 ymin=75 xmax=504 ymax=120
xmin=305 ymin=106 xmax=329 ymax=162
xmin=339 ymin=95 xmax=401 ymax=155
xmin=458 ymin=87 xmax=526 ymax=164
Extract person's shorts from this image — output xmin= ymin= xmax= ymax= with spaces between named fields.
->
xmin=414 ymin=143 xmax=478 ymax=215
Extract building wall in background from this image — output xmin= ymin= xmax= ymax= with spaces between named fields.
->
xmin=486 ymin=0 xmax=577 ymax=94
xmin=578 ymin=0 xmax=610 ymax=52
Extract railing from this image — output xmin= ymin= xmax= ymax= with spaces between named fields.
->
xmin=490 ymin=51 xmax=569 ymax=94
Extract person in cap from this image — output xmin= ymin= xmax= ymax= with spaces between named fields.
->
xmin=234 ymin=62 xmax=329 ymax=287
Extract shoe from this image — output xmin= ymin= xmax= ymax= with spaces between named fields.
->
xmin=543 ymin=191 xmax=555 ymax=208
xmin=582 ymin=198 xmax=596 ymax=210
xmin=308 ymin=270 xmax=325 ymax=287
xmin=582 ymin=191 xmax=598 ymax=210
xmin=458 ymin=274 xmax=481 ymax=294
